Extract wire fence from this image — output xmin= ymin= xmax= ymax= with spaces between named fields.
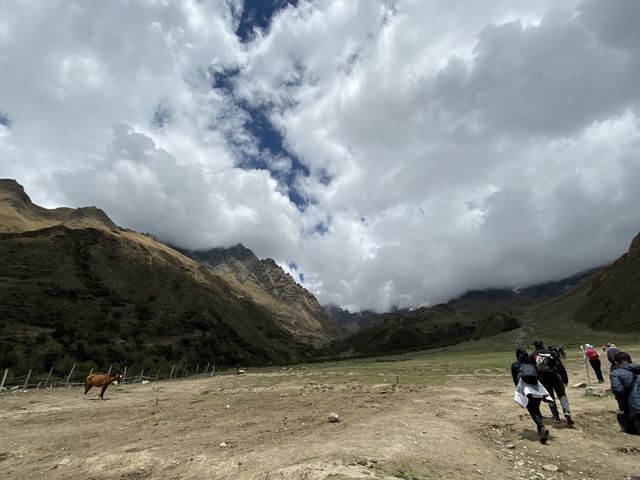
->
xmin=0 ymin=362 xmax=225 ymax=393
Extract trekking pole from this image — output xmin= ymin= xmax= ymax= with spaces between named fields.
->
xmin=584 ymin=354 xmax=591 ymax=384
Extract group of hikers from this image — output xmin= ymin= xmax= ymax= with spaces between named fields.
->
xmin=511 ymin=340 xmax=640 ymax=444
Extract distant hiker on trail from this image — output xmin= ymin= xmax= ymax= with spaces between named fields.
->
xmin=607 ymin=344 xmax=620 ymax=373
xmin=609 ymin=351 xmax=640 ymax=435
xmin=531 ymin=340 xmax=575 ymax=426
xmin=556 ymin=345 xmax=566 ymax=359
xmin=511 ymin=347 xmax=552 ymax=444
xmin=584 ymin=344 xmax=605 ymax=383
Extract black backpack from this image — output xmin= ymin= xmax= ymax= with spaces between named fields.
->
xmin=519 ymin=363 xmax=538 ymax=385
xmin=535 ymin=352 xmax=557 ymax=373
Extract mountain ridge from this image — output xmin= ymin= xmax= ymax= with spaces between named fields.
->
xmin=0 ymin=180 xmax=337 ymax=374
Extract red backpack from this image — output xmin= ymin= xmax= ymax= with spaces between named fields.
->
xmin=586 ymin=347 xmax=599 ymax=361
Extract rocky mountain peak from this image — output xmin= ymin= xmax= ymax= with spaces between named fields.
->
xmin=0 ymin=178 xmax=32 ymax=206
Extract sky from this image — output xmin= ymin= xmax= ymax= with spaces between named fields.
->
xmin=1 ymin=0 xmax=640 ymax=312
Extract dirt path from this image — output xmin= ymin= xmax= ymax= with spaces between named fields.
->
xmin=1 ymin=355 xmax=639 ymax=479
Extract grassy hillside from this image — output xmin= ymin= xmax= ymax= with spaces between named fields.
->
xmin=0 ymin=226 xmax=310 ymax=375
xmin=0 ymin=180 xmax=325 ymax=375
xmin=329 ymin=231 xmax=640 ymax=356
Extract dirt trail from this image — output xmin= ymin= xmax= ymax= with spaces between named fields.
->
xmin=1 ymin=356 xmax=639 ymax=479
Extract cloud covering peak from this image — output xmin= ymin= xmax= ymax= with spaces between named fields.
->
xmin=1 ymin=0 xmax=639 ymax=311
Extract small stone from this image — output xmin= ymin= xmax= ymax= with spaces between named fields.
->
xmin=357 ymin=459 xmax=368 ymax=466
xmin=225 ymin=405 xmax=230 ymax=410
xmin=507 ymin=444 xmax=516 ymax=449
xmin=584 ymin=386 xmax=607 ymax=396
xmin=542 ymin=464 xmax=559 ymax=472
xmin=328 ymin=413 xmax=340 ymax=423
xmin=220 ymin=442 xmax=227 ymax=448
xmin=175 ymin=461 xmax=181 ymax=465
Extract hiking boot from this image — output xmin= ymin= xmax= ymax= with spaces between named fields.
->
xmin=537 ymin=426 xmax=549 ymax=444
xmin=566 ymin=415 xmax=575 ymax=426
xmin=552 ymin=416 xmax=561 ymax=423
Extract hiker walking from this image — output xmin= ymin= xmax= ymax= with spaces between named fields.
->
xmin=610 ymin=351 xmax=640 ymax=434
xmin=606 ymin=344 xmax=620 ymax=373
xmin=584 ymin=344 xmax=605 ymax=383
xmin=531 ymin=340 xmax=575 ymax=425
xmin=511 ymin=347 xmax=552 ymax=444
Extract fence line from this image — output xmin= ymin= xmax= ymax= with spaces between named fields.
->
xmin=0 ymin=361 xmax=219 ymax=393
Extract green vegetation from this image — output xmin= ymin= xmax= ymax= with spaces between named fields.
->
xmin=0 ymin=227 xmax=305 ymax=375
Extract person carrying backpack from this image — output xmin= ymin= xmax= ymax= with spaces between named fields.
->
xmin=606 ymin=344 xmax=620 ymax=373
xmin=609 ymin=351 xmax=640 ymax=434
xmin=584 ymin=344 xmax=604 ymax=383
xmin=511 ymin=347 xmax=552 ymax=444
xmin=531 ymin=340 xmax=575 ymax=425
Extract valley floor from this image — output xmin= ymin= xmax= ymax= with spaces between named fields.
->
xmin=1 ymin=348 xmax=639 ymax=480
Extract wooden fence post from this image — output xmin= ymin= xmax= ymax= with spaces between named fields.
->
xmin=1 ymin=368 xmax=8 ymax=393
xmin=108 ymin=365 xmax=112 ymax=374
xmin=122 ymin=366 xmax=128 ymax=384
xmin=22 ymin=369 xmax=32 ymax=391
xmin=44 ymin=366 xmax=53 ymax=388
xmin=211 ymin=364 xmax=216 ymax=377
xmin=155 ymin=367 xmax=161 ymax=381
xmin=169 ymin=364 xmax=175 ymax=381
xmin=65 ymin=363 xmax=76 ymax=386
xmin=139 ymin=369 xmax=144 ymax=383
xmin=195 ymin=364 xmax=199 ymax=376
xmin=205 ymin=362 xmax=209 ymax=374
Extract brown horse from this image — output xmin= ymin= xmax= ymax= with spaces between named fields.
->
xmin=84 ymin=372 xmax=123 ymax=400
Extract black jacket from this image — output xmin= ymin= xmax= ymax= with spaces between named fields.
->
xmin=511 ymin=361 xmax=523 ymax=387
xmin=531 ymin=347 xmax=569 ymax=384
xmin=607 ymin=347 xmax=620 ymax=366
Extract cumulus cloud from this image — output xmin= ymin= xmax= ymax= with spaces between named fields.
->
xmin=1 ymin=0 xmax=640 ymax=311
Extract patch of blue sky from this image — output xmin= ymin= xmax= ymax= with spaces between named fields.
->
xmin=236 ymin=0 xmax=299 ymax=42
xmin=0 ymin=111 xmax=12 ymax=127
xmin=211 ymin=65 xmax=312 ymax=209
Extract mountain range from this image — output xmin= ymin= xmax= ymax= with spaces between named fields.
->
xmin=0 ymin=179 xmax=340 ymax=374
xmin=1 ymin=179 xmax=638 ymax=373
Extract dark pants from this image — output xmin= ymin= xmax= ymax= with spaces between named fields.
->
xmin=526 ymin=396 xmax=544 ymax=430
xmin=617 ymin=413 xmax=640 ymax=435
xmin=539 ymin=372 xmax=570 ymax=418
xmin=589 ymin=359 xmax=604 ymax=382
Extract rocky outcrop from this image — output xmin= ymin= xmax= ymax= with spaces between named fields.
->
xmin=182 ymin=245 xmax=344 ymax=347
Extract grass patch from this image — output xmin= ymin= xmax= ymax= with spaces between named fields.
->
xmin=380 ymin=464 xmax=432 ymax=480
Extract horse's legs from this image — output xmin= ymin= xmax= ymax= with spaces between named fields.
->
xmin=84 ymin=383 xmax=92 ymax=395
xmin=100 ymin=384 xmax=108 ymax=400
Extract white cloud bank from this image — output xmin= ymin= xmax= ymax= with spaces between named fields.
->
xmin=1 ymin=0 xmax=639 ymax=311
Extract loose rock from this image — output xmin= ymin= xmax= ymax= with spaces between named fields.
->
xmin=328 ymin=413 xmax=340 ymax=423
xmin=542 ymin=464 xmax=559 ymax=472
